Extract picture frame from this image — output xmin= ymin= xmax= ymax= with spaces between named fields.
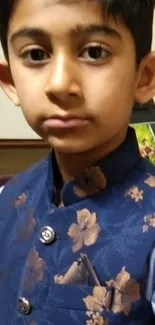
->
xmin=0 ymin=139 xmax=49 ymax=176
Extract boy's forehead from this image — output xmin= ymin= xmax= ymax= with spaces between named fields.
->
xmin=14 ymin=0 xmax=95 ymax=10
xmin=10 ymin=0 xmax=104 ymax=31
xmin=9 ymin=0 xmax=131 ymax=44
xmin=11 ymin=0 xmax=101 ymax=19
xmin=44 ymin=0 xmax=85 ymax=4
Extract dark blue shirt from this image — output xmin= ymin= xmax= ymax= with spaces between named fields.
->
xmin=0 ymin=127 xmax=155 ymax=325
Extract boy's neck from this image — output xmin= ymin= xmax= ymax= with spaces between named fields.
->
xmin=54 ymin=127 xmax=128 ymax=183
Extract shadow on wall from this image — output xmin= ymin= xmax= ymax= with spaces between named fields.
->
xmin=131 ymin=100 xmax=155 ymax=123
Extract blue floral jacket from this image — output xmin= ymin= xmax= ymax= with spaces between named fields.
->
xmin=0 ymin=127 xmax=155 ymax=325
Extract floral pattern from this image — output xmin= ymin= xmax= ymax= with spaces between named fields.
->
xmin=14 ymin=192 xmax=28 ymax=208
xmin=68 ymin=209 xmax=101 ymax=252
xmin=106 ymin=267 xmax=140 ymax=315
xmin=23 ymin=249 xmax=46 ymax=291
xmin=54 ymin=274 xmax=64 ymax=284
xmin=83 ymin=267 xmax=140 ymax=317
xmin=125 ymin=186 xmax=144 ymax=202
xmin=74 ymin=166 xmax=107 ymax=198
xmin=144 ymin=175 xmax=155 ymax=187
xmin=16 ymin=210 xmax=36 ymax=242
xmin=53 ymin=256 xmax=90 ymax=284
xmin=86 ymin=311 xmax=109 ymax=325
xmin=142 ymin=213 xmax=155 ymax=233
xmin=83 ymin=286 xmax=111 ymax=312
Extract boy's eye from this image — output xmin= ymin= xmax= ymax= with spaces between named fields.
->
xmin=20 ymin=48 xmax=50 ymax=62
xmin=80 ymin=44 xmax=110 ymax=62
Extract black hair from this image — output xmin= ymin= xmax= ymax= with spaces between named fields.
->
xmin=0 ymin=0 xmax=155 ymax=64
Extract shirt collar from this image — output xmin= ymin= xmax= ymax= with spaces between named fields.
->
xmin=47 ymin=127 xmax=142 ymax=206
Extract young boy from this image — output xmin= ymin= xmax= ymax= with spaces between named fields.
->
xmin=0 ymin=0 xmax=155 ymax=324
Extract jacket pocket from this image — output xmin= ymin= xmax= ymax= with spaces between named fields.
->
xmin=45 ymin=283 xmax=101 ymax=311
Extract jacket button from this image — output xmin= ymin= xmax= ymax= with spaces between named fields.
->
xmin=39 ymin=226 xmax=56 ymax=244
xmin=18 ymin=297 xmax=32 ymax=314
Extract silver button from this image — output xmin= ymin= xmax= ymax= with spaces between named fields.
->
xmin=18 ymin=297 xmax=32 ymax=315
xmin=39 ymin=226 xmax=55 ymax=244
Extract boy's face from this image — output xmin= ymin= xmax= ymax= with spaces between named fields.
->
xmin=1 ymin=0 xmax=148 ymax=153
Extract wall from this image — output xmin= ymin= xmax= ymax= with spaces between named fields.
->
xmin=0 ymin=47 xmax=40 ymax=138
xmin=0 ymin=18 xmax=155 ymax=139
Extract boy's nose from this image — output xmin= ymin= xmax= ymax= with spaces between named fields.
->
xmin=45 ymin=54 xmax=82 ymax=100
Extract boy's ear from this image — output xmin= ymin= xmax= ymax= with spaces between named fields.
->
xmin=0 ymin=59 xmax=20 ymax=106
xmin=135 ymin=52 xmax=155 ymax=104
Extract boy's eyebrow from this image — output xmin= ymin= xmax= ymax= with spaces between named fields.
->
xmin=69 ymin=24 xmax=122 ymax=40
xmin=10 ymin=24 xmax=122 ymax=44
xmin=10 ymin=27 xmax=51 ymax=44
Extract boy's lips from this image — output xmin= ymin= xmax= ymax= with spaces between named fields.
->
xmin=43 ymin=115 xmax=89 ymax=129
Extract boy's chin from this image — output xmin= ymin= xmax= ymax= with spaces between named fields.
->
xmin=46 ymin=136 xmax=94 ymax=154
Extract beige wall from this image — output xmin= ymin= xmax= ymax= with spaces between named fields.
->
xmin=0 ymin=49 xmax=40 ymax=138
xmin=0 ymin=19 xmax=155 ymax=139
xmin=153 ymin=18 xmax=155 ymax=49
